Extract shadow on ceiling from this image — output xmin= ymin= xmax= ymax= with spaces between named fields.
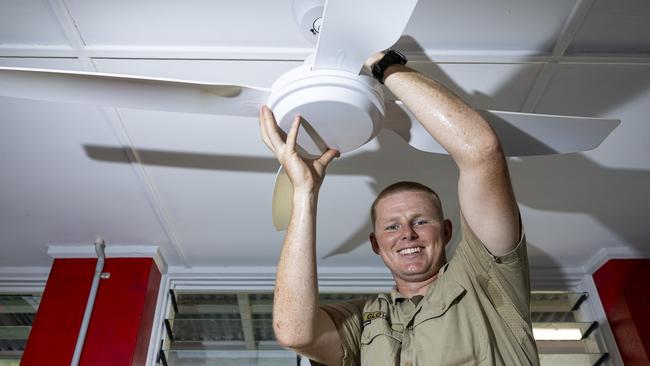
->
xmin=84 ymin=35 xmax=650 ymax=268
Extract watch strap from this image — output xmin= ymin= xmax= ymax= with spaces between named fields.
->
xmin=372 ymin=49 xmax=408 ymax=84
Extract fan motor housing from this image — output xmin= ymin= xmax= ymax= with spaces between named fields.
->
xmin=267 ymin=64 xmax=385 ymax=157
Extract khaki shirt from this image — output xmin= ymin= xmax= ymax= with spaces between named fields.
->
xmin=319 ymin=213 xmax=539 ymax=366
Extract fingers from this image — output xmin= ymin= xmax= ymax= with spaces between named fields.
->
xmin=285 ymin=115 xmax=301 ymax=151
xmin=259 ymin=107 xmax=274 ymax=151
xmin=317 ymin=148 xmax=341 ymax=167
xmin=259 ymin=107 xmax=342 ymax=167
xmin=259 ymin=106 xmax=286 ymax=152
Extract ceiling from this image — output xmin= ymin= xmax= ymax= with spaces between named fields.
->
xmin=1 ymin=0 xmax=649 ymax=276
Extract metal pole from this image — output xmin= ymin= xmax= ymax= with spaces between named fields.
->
xmin=70 ymin=238 xmax=106 ymax=366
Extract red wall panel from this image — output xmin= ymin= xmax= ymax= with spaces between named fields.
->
xmin=22 ymin=257 xmax=161 ymax=366
xmin=593 ymin=259 xmax=650 ymax=366
xmin=22 ymin=259 xmax=97 ymax=366
xmin=79 ymin=258 xmax=161 ymax=365
xmin=132 ymin=262 xmax=163 ymax=365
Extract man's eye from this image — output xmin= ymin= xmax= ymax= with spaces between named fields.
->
xmin=385 ymin=224 xmax=398 ymax=231
xmin=414 ymin=220 xmax=428 ymax=226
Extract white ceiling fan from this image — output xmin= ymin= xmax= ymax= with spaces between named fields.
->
xmin=0 ymin=0 xmax=619 ymax=231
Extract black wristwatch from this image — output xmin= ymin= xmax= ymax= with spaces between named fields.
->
xmin=371 ymin=49 xmax=408 ymax=84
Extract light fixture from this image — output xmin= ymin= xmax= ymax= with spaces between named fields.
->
xmin=533 ymin=327 xmax=583 ymax=341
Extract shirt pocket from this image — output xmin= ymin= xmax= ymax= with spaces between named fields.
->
xmin=414 ymin=281 xmax=488 ymax=365
xmin=360 ymin=318 xmax=402 ymax=366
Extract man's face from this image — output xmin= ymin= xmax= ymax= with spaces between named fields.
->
xmin=370 ymin=190 xmax=451 ymax=284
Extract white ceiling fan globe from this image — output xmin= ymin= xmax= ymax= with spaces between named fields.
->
xmin=266 ymin=62 xmax=385 ymax=157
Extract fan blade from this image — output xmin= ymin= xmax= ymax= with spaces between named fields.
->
xmin=384 ymin=101 xmax=620 ymax=156
xmin=272 ymin=166 xmax=293 ymax=231
xmin=312 ymin=0 xmax=418 ymax=74
xmin=0 ymin=67 xmax=269 ymax=117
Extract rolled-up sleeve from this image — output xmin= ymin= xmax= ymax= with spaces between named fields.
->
xmin=310 ymin=298 xmax=367 ymax=366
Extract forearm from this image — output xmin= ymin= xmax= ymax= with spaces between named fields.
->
xmin=384 ymin=64 xmax=503 ymax=167
xmin=383 ymin=64 xmax=520 ymax=254
xmin=273 ymin=189 xmax=320 ymax=348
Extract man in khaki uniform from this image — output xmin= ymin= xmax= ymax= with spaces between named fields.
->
xmin=259 ymin=50 xmax=540 ymax=365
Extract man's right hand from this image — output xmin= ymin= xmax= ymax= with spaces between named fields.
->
xmin=262 ymin=105 xmax=345 ymax=366
xmin=259 ymin=105 xmax=339 ymax=194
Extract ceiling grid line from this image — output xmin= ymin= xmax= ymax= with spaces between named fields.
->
xmin=552 ymin=0 xmax=596 ymax=57
xmin=1 ymin=47 xmax=649 ymax=65
xmin=46 ymin=0 xmax=192 ymax=266
xmin=46 ymin=0 xmax=92 ymax=69
xmin=521 ymin=0 xmax=595 ymax=113
xmin=97 ymin=108 xmax=191 ymax=267
xmin=520 ymin=63 xmax=559 ymax=113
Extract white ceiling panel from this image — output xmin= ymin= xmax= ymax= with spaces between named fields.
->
xmin=0 ymin=0 xmax=71 ymax=47
xmin=511 ymin=63 xmax=650 ymax=259
xmin=511 ymin=152 xmax=650 ymax=261
xmin=534 ymin=63 xmax=650 ymax=169
xmin=105 ymin=106 xmax=277 ymax=267
xmin=520 ymin=210 xmax=622 ymax=268
xmin=108 ymin=109 xmax=284 ymax=267
xmin=403 ymin=0 xmax=578 ymax=53
xmin=0 ymin=98 xmax=173 ymax=266
xmin=65 ymin=0 xmax=310 ymax=49
xmin=568 ymin=0 xmax=650 ymax=54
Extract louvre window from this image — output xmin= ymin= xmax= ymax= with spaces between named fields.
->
xmin=0 ymin=293 xmax=40 ymax=366
xmin=158 ymin=290 xmax=610 ymax=366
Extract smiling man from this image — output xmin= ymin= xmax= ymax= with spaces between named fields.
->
xmin=260 ymin=51 xmax=539 ymax=365
xmin=370 ymin=183 xmax=450 ymax=290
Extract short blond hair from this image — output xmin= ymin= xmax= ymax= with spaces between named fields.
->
xmin=370 ymin=181 xmax=443 ymax=230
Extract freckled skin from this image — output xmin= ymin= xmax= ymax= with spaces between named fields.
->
xmin=370 ymin=191 xmax=452 ymax=295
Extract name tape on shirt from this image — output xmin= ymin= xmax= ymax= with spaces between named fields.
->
xmin=363 ymin=311 xmax=387 ymax=326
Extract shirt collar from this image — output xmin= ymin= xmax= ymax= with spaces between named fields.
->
xmin=386 ymin=262 xmax=451 ymax=305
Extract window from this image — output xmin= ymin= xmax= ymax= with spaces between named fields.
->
xmin=0 ymin=293 xmax=41 ymax=366
xmin=157 ymin=290 xmax=609 ymax=365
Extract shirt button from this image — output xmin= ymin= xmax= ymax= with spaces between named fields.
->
xmin=404 ymin=362 xmax=412 ymax=366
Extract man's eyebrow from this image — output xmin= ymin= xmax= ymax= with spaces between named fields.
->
xmin=380 ymin=213 xmax=432 ymax=223
xmin=376 ymin=217 xmax=398 ymax=227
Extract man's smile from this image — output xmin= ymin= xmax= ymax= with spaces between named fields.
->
xmin=397 ymin=246 xmax=424 ymax=256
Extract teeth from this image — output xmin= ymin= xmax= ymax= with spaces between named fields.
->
xmin=399 ymin=247 xmax=421 ymax=255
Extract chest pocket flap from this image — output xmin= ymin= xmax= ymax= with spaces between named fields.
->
xmin=413 ymin=281 xmax=466 ymax=327
xmin=360 ymin=318 xmax=403 ymax=366
xmin=361 ymin=318 xmax=403 ymax=345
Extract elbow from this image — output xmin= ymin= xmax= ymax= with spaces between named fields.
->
xmin=273 ymin=321 xmax=314 ymax=350
xmin=480 ymin=133 xmax=504 ymax=160
xmin=464 ymin=132 xmax=505 ymax=166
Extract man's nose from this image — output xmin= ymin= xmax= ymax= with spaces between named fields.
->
xmin=401 ymin=224 xmax=418 ymax=241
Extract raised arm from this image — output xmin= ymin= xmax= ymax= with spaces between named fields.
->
xmin=375 ymin=60 xmax=520 ymax=256
xmin=259 ymin=106 xmax=343 ymax=365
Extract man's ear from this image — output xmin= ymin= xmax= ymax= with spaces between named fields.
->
xmin=443 ymin=219 xmax=453 ymax=246
xmin=369 ymin=232 xmax=380 ymax=255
